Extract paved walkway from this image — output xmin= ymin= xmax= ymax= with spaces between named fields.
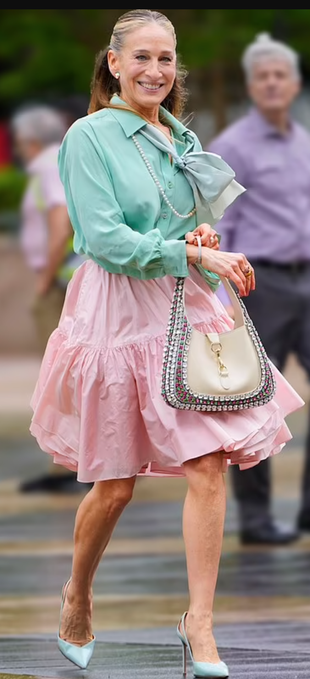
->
xmin=0 ymin=355 xmax=310 ymax=677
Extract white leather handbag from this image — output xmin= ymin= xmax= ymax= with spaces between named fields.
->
xmin=161 ymin=275 xmax=276 ymax=412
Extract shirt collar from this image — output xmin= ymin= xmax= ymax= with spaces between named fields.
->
xmin=248 ymin=106 xmax=295 ymax=138
xmin=109 ymin=95 xmax=190 ymax=140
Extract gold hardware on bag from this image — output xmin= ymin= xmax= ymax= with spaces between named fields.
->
xmin=210 ymin=341 xmax=229 ymax=377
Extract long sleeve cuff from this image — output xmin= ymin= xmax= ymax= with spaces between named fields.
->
xmin=161 ymin=239 xmax=188 ymax=277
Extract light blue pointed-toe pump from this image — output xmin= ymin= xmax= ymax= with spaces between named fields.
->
xmin=57 ymin=579 xmax=96 ymax=669
xmin=176 ymin=612 xmax=229 ymax=678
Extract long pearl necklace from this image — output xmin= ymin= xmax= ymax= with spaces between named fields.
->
xmin=132 ymin=134 xmax=197 ymax=220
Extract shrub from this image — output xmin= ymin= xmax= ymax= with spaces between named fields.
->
xmin=0 ymin=165 xmax=26 ymax=231
xmin=0 ymin=165 xmax=26 ymax=209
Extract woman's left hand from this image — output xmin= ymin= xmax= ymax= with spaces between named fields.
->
xmin=185 ymin=223 xmax=220 ymax=250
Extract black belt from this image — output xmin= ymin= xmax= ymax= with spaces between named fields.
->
xmin=252 ymin=259 xmax=310 ymax=274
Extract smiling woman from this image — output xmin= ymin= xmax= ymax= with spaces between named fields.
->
xmin=28 ymin=9 xmax=304 ymax=677
xmin=88 ymin=9 xmax=188 ymax=140
xmin=107 ymin=27 xmax=176 ymax=130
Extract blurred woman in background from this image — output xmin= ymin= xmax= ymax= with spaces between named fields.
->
xmin=11 ymin=104 xmax=89 ymax=494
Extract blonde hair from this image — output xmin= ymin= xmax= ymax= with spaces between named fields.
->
xmin=88 ymin=9 xmax=188 ymax=121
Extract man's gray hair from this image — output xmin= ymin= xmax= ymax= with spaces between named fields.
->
xmin=241 ymin=32 xmax=301 ymax=82
xmin=11 ymin=105 xmax=67 ymax=145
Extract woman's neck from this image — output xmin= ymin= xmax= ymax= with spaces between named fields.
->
xmin=116 ymin=95 xmax=172 ymax=141
xmin=151 ymin=120 xmax=173 ymax=143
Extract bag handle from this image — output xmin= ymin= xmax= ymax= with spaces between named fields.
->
xmin=219 ymin=276 xmax=245 ymax=329
xmin=193 ymin=235 xmax=245 ymax=329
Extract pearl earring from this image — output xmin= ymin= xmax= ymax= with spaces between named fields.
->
xmin=115 ymin=72 xmax=120 ymax=80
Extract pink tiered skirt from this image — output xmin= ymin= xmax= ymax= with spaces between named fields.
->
xmin=29 ymin=259 xmax=304 ymax=482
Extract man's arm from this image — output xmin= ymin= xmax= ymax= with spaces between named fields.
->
xmin=207 ymin=136 xmax=247 ymax=250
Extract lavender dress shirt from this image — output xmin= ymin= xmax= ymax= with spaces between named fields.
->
xmin=206 ymin=107 xmax=310 ymax=303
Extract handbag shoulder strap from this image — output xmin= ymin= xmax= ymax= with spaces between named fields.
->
xmin=219 ymin=276 xmax=245 ymax=329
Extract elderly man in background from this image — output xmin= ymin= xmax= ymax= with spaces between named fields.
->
xmin=11 ymin=105 xmax=89 ymax=494
xmin=206 ymin=33 xmax=310 ymax=545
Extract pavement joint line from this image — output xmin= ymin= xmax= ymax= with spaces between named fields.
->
xmin=1 ymin=541 xmax=310 ymax=556
xmin=1 ymin=597 xmax=310 ymax=634
xmin=2 ymin=631 xmax=310 ymax=652
xmin=1 ymin=534 xmax=310 ymax=556
xmin=0 ymin=676 xmax=56 ymax=679
xmin=1 ymin=593 xmax=310 ymax=608
xmin=0 ymin=537 xmax=186 ymax=556
xmin=0 ymin=483 xmax=303 ymax=518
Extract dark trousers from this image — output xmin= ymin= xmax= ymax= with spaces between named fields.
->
xmin=230 ymin=261 xmax=310 ymax=531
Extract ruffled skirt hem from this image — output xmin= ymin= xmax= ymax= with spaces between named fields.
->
xmin=29 ymin=260 xmax=304 ymax=482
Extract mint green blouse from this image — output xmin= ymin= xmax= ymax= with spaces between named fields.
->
xmin=58 ymin=96 xmax=244 ymax=283
xmin=58 ymin=97 xmax=208 ymax=280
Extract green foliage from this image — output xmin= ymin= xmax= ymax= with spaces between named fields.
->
xmin=1 ymin=9 xmax=310 ymax=113
xmin=0 ymin=165 xmax=26 ymax=212
xmin=0 ymin=10 xmax=99 ymax=110
xmin=168 ymin=9 xmax=310 ymax=68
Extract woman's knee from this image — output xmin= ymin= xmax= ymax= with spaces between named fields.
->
xmin=184 ymin=451 xmax=224 ymax=485
xmin=93 ymin=476 xmax=136 ymax=512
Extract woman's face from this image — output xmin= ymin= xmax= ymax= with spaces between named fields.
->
xmin=108 ymin=23 xmax=176 ymax=120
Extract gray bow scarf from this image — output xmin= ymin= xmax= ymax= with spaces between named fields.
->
xmin=139 ymin=125 xmax=245 ymax=226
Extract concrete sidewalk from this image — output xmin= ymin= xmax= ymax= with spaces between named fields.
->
xmin=0 ymin=356 xmax=40 ymax=424
xmin=2 ymin=624 xmax=310 ymax=678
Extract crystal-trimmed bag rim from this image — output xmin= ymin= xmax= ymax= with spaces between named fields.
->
xmin=161 ymin=276 xmax=276 ymax=412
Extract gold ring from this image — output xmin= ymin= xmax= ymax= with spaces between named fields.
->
xmin=244 ymin=268 xmax=252 ymax=277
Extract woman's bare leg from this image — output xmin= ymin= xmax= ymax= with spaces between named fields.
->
xmin=182 ymin=452 xmax=226 ymax=663
xmin=59 ymin=476 xmax=136 ymax=644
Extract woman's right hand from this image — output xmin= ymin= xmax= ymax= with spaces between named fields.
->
xmin=186 ymin=243 xmax=255 ymax=297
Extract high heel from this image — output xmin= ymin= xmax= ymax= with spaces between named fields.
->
xmin=176 ymin=612 xmax=229 ymax=678
xmin=57 ymin=578 xmax=96 ymax=669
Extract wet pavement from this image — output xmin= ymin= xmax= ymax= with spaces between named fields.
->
xmin=2 ymin=633 xmax=310 ymax=678
xmin=1 ymin=357 xmax=310 ymax=678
